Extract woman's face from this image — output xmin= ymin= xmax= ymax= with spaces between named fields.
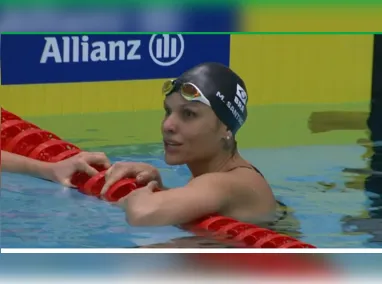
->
xmin=161 ymin=93 xmax=226 ymax=165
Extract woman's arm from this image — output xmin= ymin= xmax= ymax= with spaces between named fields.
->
xmin=1 ymin=150 xmax=111 ymax=187
xmin=116 ymin=173 xmax=236 ymax=226
xmin=1 ymin=150 xmax=55 ymax=180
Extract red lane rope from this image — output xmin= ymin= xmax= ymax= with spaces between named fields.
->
xmin=0 ymin=108 xmax=316 ymax=249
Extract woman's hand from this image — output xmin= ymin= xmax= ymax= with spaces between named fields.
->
xmin=49 ymin=151 xmax=111 ymax=187
xmin=115 ymin=180 xmax=160 ymax=226
xmin=100 ymin=162 xmax=163 ymax=196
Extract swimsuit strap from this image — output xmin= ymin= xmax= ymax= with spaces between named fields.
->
xmin=226 ymin=164 xmax=264 ymax=177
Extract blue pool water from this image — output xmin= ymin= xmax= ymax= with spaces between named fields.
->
xmin=1 ymin=143 xmax=381 ymax=248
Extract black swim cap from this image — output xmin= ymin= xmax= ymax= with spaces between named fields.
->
xmin=175 ymin=62 xmax=248 ymax=135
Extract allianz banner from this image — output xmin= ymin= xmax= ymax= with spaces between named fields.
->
xmin=0 ymin=34 xmax=230 ymax=85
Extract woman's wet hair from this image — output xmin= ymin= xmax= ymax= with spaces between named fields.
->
xmin=231 ymin=139 xmax=238 ymax=156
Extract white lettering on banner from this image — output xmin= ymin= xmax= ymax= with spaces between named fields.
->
xmin=126 ymin=40 xmax=141 ymax=60
xmin=40 ymin=36 xmax=142 ymax=63
xmin=149 ymin=34 xmax=184 ymax=66
xmin=40 ymin=37 xmax=62 ymax=63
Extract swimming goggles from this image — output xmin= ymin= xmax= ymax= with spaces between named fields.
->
xmin=162 ymin=79 xmax=211 ymax=107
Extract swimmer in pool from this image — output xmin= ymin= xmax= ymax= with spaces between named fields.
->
xmin=1 ymin=150 xmax=111 ymax=186
xmin=100 ymin=62 xmax=280 ymax=226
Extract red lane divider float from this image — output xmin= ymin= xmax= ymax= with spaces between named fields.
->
xmin=188 ymin=253 xmax=336 ymax=276
xmin=1 ymin=119 xmax=40 ymax=149
xmin=1 ymin=109 xmax=22 ymax=123
xmin=0 ymin=108 xmax=316 ymax=249
xmin=28 ymin=140 xmax=80 ymax=162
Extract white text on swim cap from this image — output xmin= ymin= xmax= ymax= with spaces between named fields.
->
xmin=227 ymin=101 xmax=244 ymax=126
xmin=234 ymin=96 xmax=245 ymax=113
xmin=215 ymin=91 xmax=244 ymax=126
xmin=236 ymin=84 xmax=248 ymax=105
xmin=40 ymin=36 xmax=142 ymax=63
xmin=216 ymin=91 xmax=225 ymax=102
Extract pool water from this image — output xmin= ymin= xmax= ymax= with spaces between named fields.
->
xmin=1 ymin=142 xmax=380 ymax=248
xmin=0 ymin=152 xmax=196 ymax=248
xmin=2 ymin=103 xmax=381 ymax=248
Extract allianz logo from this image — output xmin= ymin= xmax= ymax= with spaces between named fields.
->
xmin=40 ymin=35 xmax=185 ymax=66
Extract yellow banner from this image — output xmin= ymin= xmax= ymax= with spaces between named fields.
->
xmin=0 ymin=34 xmax=373 ymax=118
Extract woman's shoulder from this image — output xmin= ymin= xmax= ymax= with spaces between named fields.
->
xmin=186 ymin=161 xmax=270 ymax=197
xmin=192 ymin=166 xmax=271 ymax=200
xmin=210 ymin=166 xmax=277 ymax=223
xmin=224 ymin=163 xmax=276 ymax=205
